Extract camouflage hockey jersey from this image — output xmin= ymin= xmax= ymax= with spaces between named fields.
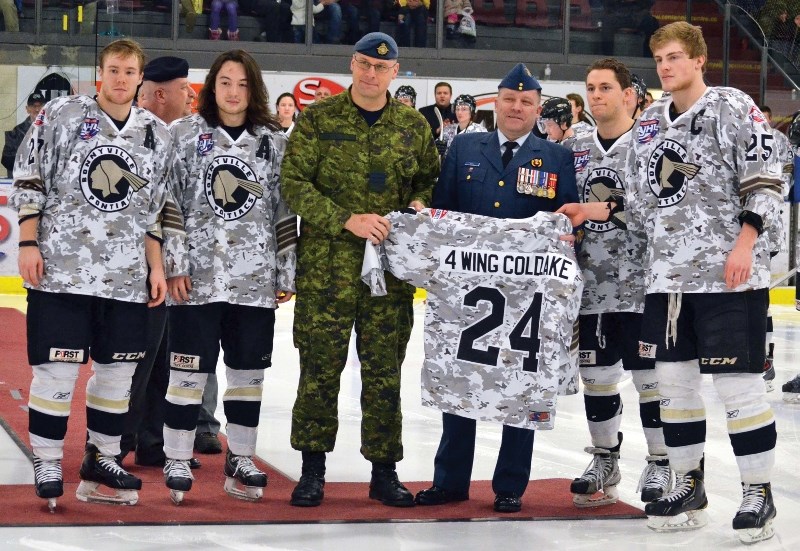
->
xmin=573 ymin=128 xmax=647 ymax=313
xmin=441 ymin=121 xmax=486 ymax=152
xmin=628 ymin=87 xmax=783 ymax=293
xmin=362 ymin=209 xmax=583 ymax=430
xmin=764 ymin=128 xmax=792 ymax=253
xmin=10 ymin=95 xmax=172 ymax=303
xmin=164 ymin=115 xmax=296 ymax=307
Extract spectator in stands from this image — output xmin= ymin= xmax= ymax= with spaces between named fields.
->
xmin=362 ymin=0 xmax=385 ymax=36
xmin=444 ymin=0 xmax=471 ymax=39
xmin=419 ymin=81 xmax=454 ymax=138
xmin=2 ymin=93 xmax=44 ymax=177
xmin=760 ymin=1 xmax=800 ymax=59
xmin=291 ymin=0 xmax=325 ymax=42
xmin=566 ymin=92 xmax=594 ymax=135
xmin=396 ymin=0 xmax=428 ymax=48
xmin=276 ymin=92 xmax=299 ymax=134
xmin=339 ymin=0 xmax=363 ymax=43
xmin=1 ymin=0 xmax=19 ymax=31
xmin=209 ymin=0 xmax=239 ymax=40
xmin=155 ymin=0 xmax=198 ymax=34
xmin=599 ymin=0 xmax=659 ymax=57
xmin=316 ymin=0 xmax=346 ymax=44
xmin=248 ymin=0 xmax=294 ymax=42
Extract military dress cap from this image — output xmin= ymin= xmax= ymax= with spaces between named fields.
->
xmin=143 ymin=56 xmax=190 ymax=82
xmin=354 ymin=32 xmax=398 ymax=60
xmin=27 ymin=92 xmax=45 ymax=105
xmin=498 ymin=63 xmax=541 ymax=92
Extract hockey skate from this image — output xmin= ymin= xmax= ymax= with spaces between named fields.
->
xmin=782 ymin=373 xmax=800 ymax=403
xmin=33 ymin=456 xmax=63 ymax=513
xmin=645 ymin=468 xmax=708 ymax=532
xmin=570 ymin=443 xmax=621 ymax=508
xmin=223 ymin=450 xmax=267 ymax=502
xmin=164 ymin=459 xmax=194 ymax=505
xmin=763 ymin=357 xmax=776 ymax=392
xmin=637 ymin=455 xmax=674 ymax=503
xmin=732 ymin=482 xmax=777 ymax=544
xmin=76 ymin=450 xmax=142 ymax=505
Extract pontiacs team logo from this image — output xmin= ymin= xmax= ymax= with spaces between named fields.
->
xmin=80 ymin=146 xmax=149 ymax=211
xmin=646 ymin=139 xmax=700 ymax=208
xmin=582 ymin=168 xmax=625 ymax=232
xmin=205 ymin=155 xmax=263 ymax=220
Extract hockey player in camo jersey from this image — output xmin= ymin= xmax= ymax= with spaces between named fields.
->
xmin=160 ymin=50 xmax=297 ymax=505
xmin=627 ymin=22 xmax=780 ymax=543
xmin=564 ymin=58 xmax=669 ymax=509
xmin=362 ymin=208 xmax=582 ymax=430
xmin=11 ymin=39 xmax=172 ymax=510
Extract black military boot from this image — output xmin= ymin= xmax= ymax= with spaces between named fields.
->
xmin=290 ymin=451 xmax=326 ymax=507
xmin=369 ymin=462 xmax=415 ymax=507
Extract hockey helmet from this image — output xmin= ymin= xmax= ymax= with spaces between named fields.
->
xmin=539 ymin=97 xmax=573 ymax=127
xmin=789 ymin=110 xmax=800 ymax=146
xmin=453 ymin=94 xmax=477 ymax=113
xmin=394 ymin=85 xmax=417 ymax=107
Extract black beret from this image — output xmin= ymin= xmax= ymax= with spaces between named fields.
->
xmin=354 ymin=32 xmax=398 ymax=60
xmin=143 ymin=56 xmax=189 ymax=83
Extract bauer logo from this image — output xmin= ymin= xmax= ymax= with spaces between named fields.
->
xmin=49 ymin=348 xmax=85 ymax=363
xmin=639 ymin=341 xmax=656 ymax=359
xmin=170 ymin=352 xmax=200 ymax=371
xmin=578 ymin=350 xmax=596 ymax=365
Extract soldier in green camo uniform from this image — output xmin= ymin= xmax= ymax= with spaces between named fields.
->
xmin=281 ymin=32 xmax=439 ymax=508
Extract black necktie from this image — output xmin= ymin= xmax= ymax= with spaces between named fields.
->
xmin=502 ymin=141 xmax=518 ymax=168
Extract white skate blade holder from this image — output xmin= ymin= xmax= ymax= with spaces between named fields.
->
xmin=647 ymin=509 xmax=708 ymax=532
xmin=170 ymin=489 xmax=186 ymax=506
xmin=224 ymin=476 xmax=264 ymax=502
xmin=47 ymin=497 xmax=57 ymax=513
xmin=736 ymin=519 xmax=775 ymax=544
xmin=573 ymin=485 xmax=619 ymax=508
xmin=75 ymin=480 xmax=139 ymax=506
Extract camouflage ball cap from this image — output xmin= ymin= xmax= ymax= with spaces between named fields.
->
xmin=354 ymin=32 xmax=398 ymax=60
xmin=498 ymin=63 xmax=541 ymax=92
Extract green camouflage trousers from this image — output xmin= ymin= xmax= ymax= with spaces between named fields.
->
xmin=290 ymin=281 xmax=414 ymax=463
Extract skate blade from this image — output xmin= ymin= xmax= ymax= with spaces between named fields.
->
xmin=647 ymin=509 xmax=708 ymax=532
xmin=736 ymin=519 xmax=775 ymax=544
xmin=765 ymin=381 xmax=775 ymax=392
xmin=224 ymin=477 xmax=264 ymax=502
xmin=782 ymin=392 xmax=800 ymax=403
xmin=170 ymin=489 xmax=186 ymax=506
xmin=47 ymin=498 xmax=57 ymax=513
xmin=76 ymin=481 xmax=139 ymax=505
xmin=573 ymin=486 xmax=619 ymax=508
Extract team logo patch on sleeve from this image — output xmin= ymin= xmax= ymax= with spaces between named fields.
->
xmin=528 ymin=411 xmax=551 ymax=423
xmin=429 ymin=209 xmax=448 ymax=219
xmin=79 ymin=118 xmax=100 ymax=140
xmin=34 ymin=110 xmax=46 ymax=126
xmin=748 ymin=105 xmax=766 ymax=124
xmin=573 ymin=149 xmax=591 ymax=172
xmin=637 ymin=119 xmax=660 ymax=144
xmin=197 ymin=133 xmax=214 ymax=156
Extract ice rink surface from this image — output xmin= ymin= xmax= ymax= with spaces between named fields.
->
xmin=1 ymin=299 xmax=799 ymax=550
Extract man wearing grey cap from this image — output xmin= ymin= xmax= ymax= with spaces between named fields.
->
xmin=282 ymin=32 xmax=439 ymax=508
xmin=2 ymin=92 xmax=45 ymax=177
xmin=415 ymin=62 xmax=578 ymax=514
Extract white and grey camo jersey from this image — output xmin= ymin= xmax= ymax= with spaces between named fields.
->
xmin=627 ymin=87 xmax=783 ymax=294
xmin=164 ymin=115 xmax=297 ymax=308
xmin=573 ymin=128 xmax=646 ymax=314
xmin=441 ymin=121 xmax=486 ymax=152
xmin=10 ymin=95 xmax=172 ymax=303
xmin=362 ymin=208 xmax=583 ymax=430
xmin=764 ymin=128 xmax=792 ymax=254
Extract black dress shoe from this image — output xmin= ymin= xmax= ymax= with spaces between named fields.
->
xmin=414 ymin=485 xmax=469 ymax=505
xmin=194 ymin=432 xmax=223 ymax=454
xmin=494 ymin=492 xmax=522 ymax=513
xmin=188 ymin=457 xmax=201 ymax=469
xmin=369 ymin=463 xmax=415 ymax=507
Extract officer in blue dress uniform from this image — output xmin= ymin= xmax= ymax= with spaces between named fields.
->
xmin=416 ymin=63 xmax=578 ymax=513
